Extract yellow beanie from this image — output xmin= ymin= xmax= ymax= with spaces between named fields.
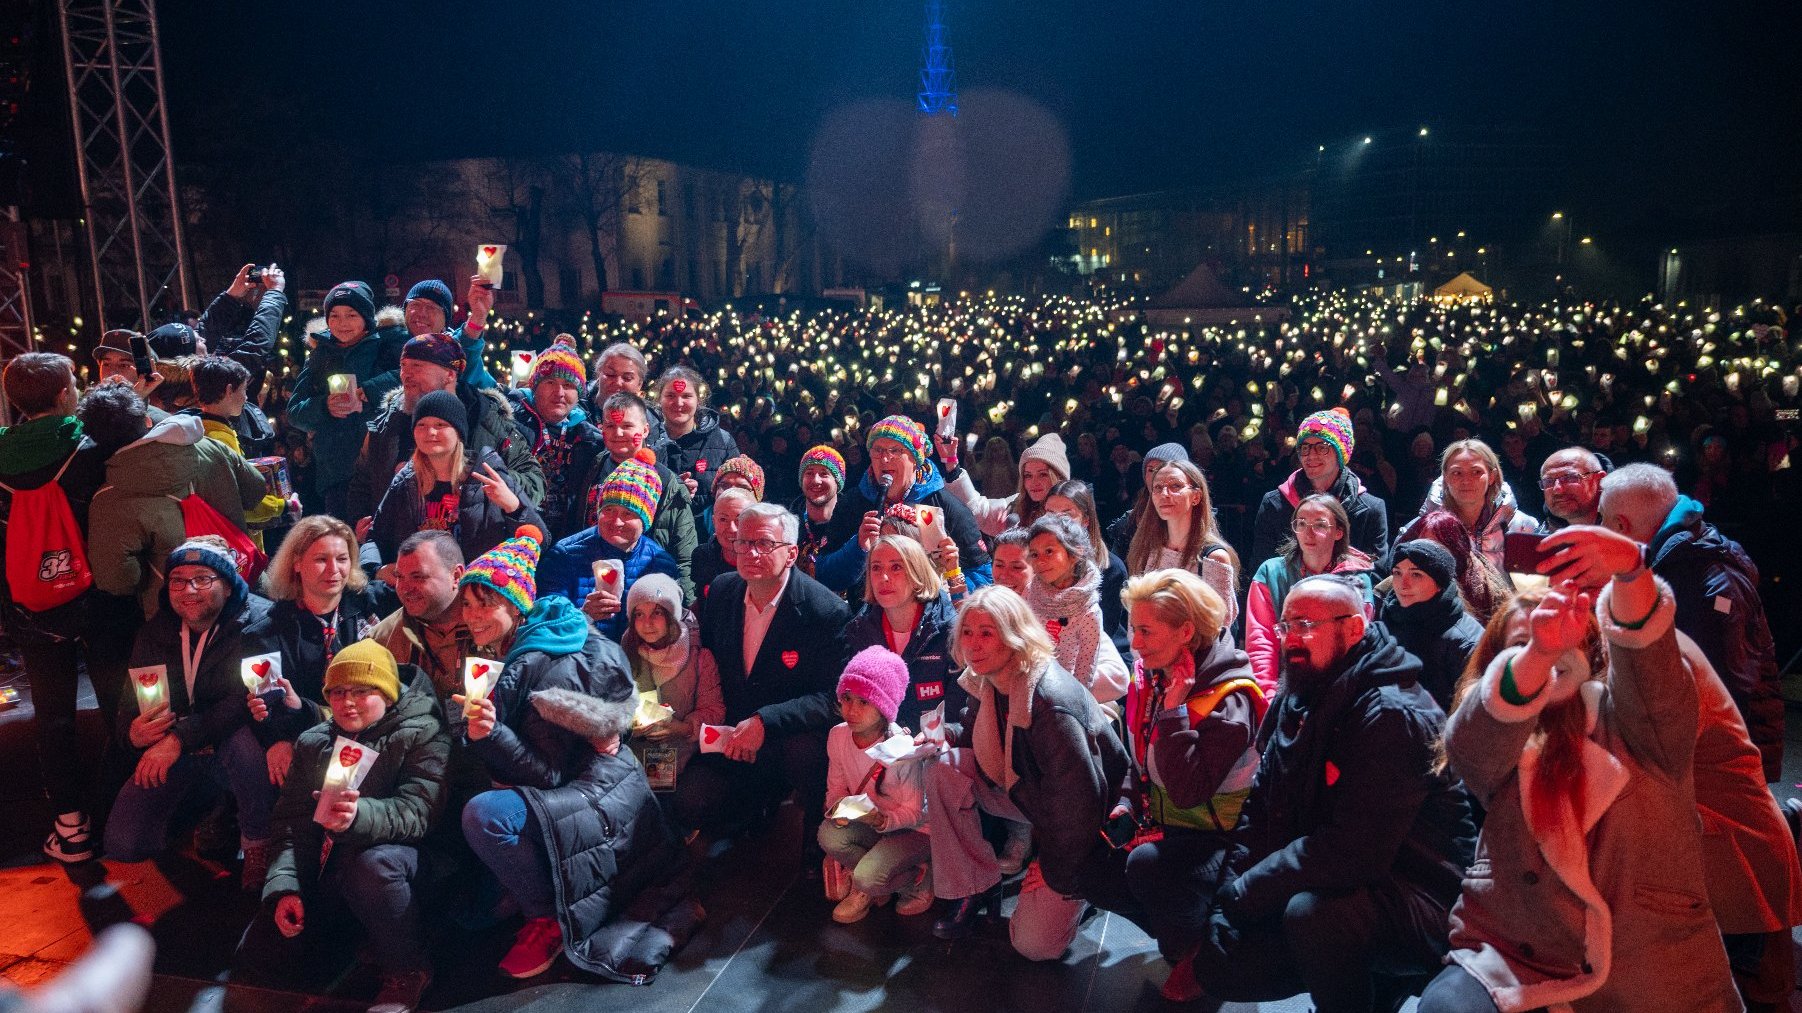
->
xmin=323 ymin=639 xmax=401 ymax=704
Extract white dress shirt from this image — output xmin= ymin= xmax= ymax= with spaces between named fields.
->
xmin=741 ymin=570 xmax=791 ymax=675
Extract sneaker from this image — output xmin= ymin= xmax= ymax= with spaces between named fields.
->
xmin=240 ymin=840 xmax=270 ymax=893
xmin=895 ymin=867 xmax=934 ymax=917
xmin=831 ymin=889 xmax=874 ymax=924
xmin=1160 ymin=954 xmax=1203 ymax=1003
xmin=43 ymin=813 xmax=94 ymax=864
xmin=367 ymin=969 xmax=431 ymax=1013
xmin=497 ymin=917 xmax=563 ymax=979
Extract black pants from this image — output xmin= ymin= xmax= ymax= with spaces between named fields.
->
xmin=1417 ymin=964 xmax=1517 ymax=1013
xmin=1190 ymin=877 xmax=1451 ymax=1013
xmin=667 ymin=731 xmax=827 ymax=846
xmin=234 ymin=844 xmax=429 ymax=984
xmin=20 ymin=598 xmax=136 ymax=815
xmin=1124 ymin=827 xmax=1235 ymax=961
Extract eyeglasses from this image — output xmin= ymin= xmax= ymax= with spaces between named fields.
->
xmin=1151 ymin=481 xmax=1195 ymax=497
xmin=1538 ymin=472 xmax=1599 ymax=490
xmin=167 ymin=574 xmax=222 ymax=592
xmin=1273 ymin=614 xmax=1356 ymax=638
xmin=1296 ymin=441 xmax=1336 ymax=457
xmin=869 ymin=444 xmax=911 ymax=461
xmin=732 ymin=538 xmax=793 ymax=556
xmin=1290 ymin=519 xmax=1339 ymax=535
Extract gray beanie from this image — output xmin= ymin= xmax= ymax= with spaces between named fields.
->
xmin=1146 ymin=442 xmax=1190 ymax=467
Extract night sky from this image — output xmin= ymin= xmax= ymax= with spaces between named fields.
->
xmin=153 ymin=0 xmax=1802 ymax=232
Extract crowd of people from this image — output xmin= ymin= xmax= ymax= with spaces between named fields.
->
xmin=2 ymin=261 xmax=1800 ymax=1013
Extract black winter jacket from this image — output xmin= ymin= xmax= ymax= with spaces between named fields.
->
xmin=349 ymin=387 xmax=545 ymax=521
xmin=369 ymin=448 xmax=545 ymax=568
xmin=262 ymin=671 xmax=449 ymax=901
xmin=1219 ymin=625 xmax=1475 ymax=922
xmin=469 ymin=628 xmax=633 ymax=790
xmin=653 ymin=408 xmax=738 ymax=517
xmin=242 ymin=586 xmax=397 ymax=744
xmin=699 ymin=570 xmax=850 ymax=734
xmin=119 ymin=595 xmax=278 ymax=753
xmin=1374 ymin=584 xmax=1483 ymax=713
xmin=197 ymin=287 xmax=284 ymax=386
xmin=843 ymin=591 xmax=967 ymax=737
xmin=505 ymin=391 xmax=607 ymax=541
xmin=1250 ymin=467 xmax=1391 ymax=573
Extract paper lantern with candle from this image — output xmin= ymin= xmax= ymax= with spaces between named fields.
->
xmin=591 ymin=558 xmax=624 ymax=595
xmin=241 ymin=652 xmax=281 ymax=696
xmin=462 ymin=657 xmax=496 ymax=707
xmin=314 ymin=735 xmax=380 ymax=826
xmin=326 ymin=373 xmax=359 ymax=397
xmin=509 ymin=351 xmax=536 ymax=387
xmin=475 ymin=244 xmax=506 ymax=289
xmin=916 ymin=506 xmax=948 ymax=557
xmin=131 ymin=665 xmax=169 ymax=713
xmin=935 ymin=398 xmax=957 ymax=438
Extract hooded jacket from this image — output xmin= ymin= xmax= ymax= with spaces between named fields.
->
xmin=194 ymin=414 xmax=287 ymax=551
xmin=654 ymin=408 xmax=738 ymax=516
xmin=1025 ymin=564 xmax=1130 ymax=707
xmin=1219 ymin=624 xmax=1475 ymax=923
xmin=578 ymin=454 xmax=698 ymax=602
xmin=369 ymin=447 xmax=545 ymax=568
xmin=1649 ymin=493 xmax=1783 ymax=781
xmin=88 ymin=413 xmax=267 ymax=616
xmin=1375 ymin=582 xmax=1484 ymax=712
xmin=468 ymin=598 xmax=626 ymax=790
xmin=1244 ymin=549 xmax=1377 ymax=697
xmin=536 ymin=527 xmax=682 ymax=641
xmin=843 ymin=591 xmax=967 ymax=736
xmin=287 ymin=319 xmax=410 ymax=488
xmin=1249 ymin=466 xmax=1391 ymax=572
xmin=817 ymin=462 xmax=994 ymax=594
xmin=1120 ymin=636 xmax=1263 ymax=833
xmin=1397 ymin=477 xmax=1539 ymax=575
xmin=0 ymin=415 xmax=109 ymax=642
xmin=348 ymin=386 xmax=546 ymax=522
xmin=261 ymin=671 xmax=449 ymax=902
xmin=505 ymin=389 xmax=607 ymax=540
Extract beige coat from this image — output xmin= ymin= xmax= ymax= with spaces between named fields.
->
xmin=1442 ymin=581 xmax=1741 ymax=1013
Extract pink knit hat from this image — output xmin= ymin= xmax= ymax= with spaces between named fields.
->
xmin=837 ymin=646 xmax=911 ymax=723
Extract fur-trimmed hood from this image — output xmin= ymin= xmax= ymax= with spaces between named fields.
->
xmin=530 ymin=685 xmax=637 ymax=745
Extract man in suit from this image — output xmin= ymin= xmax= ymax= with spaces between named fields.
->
xmin=672 ymin=502 xmax=850 ymax=858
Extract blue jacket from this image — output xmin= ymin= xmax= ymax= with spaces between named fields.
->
xmin=537 ymin=528 xmax=681 ymax=641
xmin=816 ymin=463 xmax=994 ymax=594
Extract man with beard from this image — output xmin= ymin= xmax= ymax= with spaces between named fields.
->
xmin=1535 ymin=447 xmax=1609 ymax=532
xmin=791 ymin=445 xmax=849 ymax=583
xmin=1189 ymin=574 xmax=1476 ymax=1013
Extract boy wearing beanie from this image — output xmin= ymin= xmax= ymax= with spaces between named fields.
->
xmin=235 ymin=640 xmax=450 ymax=1013
xmin=1249 ymin=406 xmax=1391 ymax=567
xmin=288 ymin=280 xmax=410 ymax=517
xmin=539 ymin=448 xmax=683 ymax=640
xmin=818 ymin=646 xmax=933 ymax=924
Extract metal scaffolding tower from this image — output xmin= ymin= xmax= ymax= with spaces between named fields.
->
xmin=0 ymin=206 xmax=32 ymax=358
xmin=917 ymin=1 xmax=958 ymax=117
xmin=57 ymin=0 xmax=190 ymax=333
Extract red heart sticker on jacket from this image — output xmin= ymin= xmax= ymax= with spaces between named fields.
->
xmin=782 ymin=650 xmax=799 ymax=669
xmin=1045 ymin=620 xmax=1064 ymax=645
xmin=137 ymin=670 xmax=159 ymax=687
xmin=694 ymin=459 xmax=707 ymax=473
xmin=482 ymin=246 xmax=498 ymax=257
xmin=1324 ymin=760 xmax=1340 ymax=786
xmin=339 ymin=745 xmax=364 ymax=768
xmin=702 ymin=726 xmax=721 ymax=745
xmin=252 ymin=660 xmax=272 ymax=678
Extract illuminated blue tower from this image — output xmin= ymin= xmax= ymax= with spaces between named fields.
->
xmin=917 ymin=1 xmax=958 ymax=117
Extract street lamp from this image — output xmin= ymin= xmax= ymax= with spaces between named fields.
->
xmin=1551 ymin=212 xmax=1570 ymax=266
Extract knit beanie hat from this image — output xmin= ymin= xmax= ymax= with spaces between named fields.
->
xmin=323 ymin=639 xmax=402 ymax=705
xmin=717 ymin=455 xmax=765 ymax=500
xmin=323 ymin=281 xmax=376 ymax=332
xmin=413 ymin=389 xmax=469 ymax=443
xmin=837 ymin=645 xmax=911 ymax=723
xmin=401 ymin=332 xmax=466 ymax=376
xmin=601 ymin=448 xmax=664 ymax=530
xmin=798 ymin=445 xmax=846 ymax=490
xmin=626 ymin=572 xmax=683 ymax=628
xmin=1146 ymin=442 xmax=1190 ymax=468
xmin=1296 ymin=408 xmax=1355 ymax=467
xmin=868 ymin=415 xmax=929 ymax=471
xmin=1392 ymin=539 xmax=1458 ymax=594
xmin=146 ymin=322 xmax=200 ymax=359
xmin=1019 ymin=432 xmax=1071 ymax=481
xmin=165 ymin=535 xmax=249 ymax=613
xmin=529 ymin=334 xmax=586 ymax=390
xmin=405 ymin=279 xmax=455 ymax=320
xmin=459 ymin=525 xmax=544 ymax=616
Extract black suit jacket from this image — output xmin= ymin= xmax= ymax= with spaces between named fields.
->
xmin=700 ymin=569 xmax=850 ymax=734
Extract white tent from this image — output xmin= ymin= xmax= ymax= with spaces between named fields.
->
xmin=1433 ymin=271 xmax=1493 ymax=303
xmin=1140 ymin=263 xmax=1288 ymax=326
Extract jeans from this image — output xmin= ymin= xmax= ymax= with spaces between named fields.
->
xmin=1124 ymin=826 xmax=1235 ymax=960
xmin=461 ymin=789 xmax=557 ymax=920
xmin=816 ymin=819 xmax=931 ymax=898
xmin=104 ymin=723 xmax=274 ymax=861
xmin=1190 ymin=876 xmax=1452 ymax=1013
xmin=234 ymin=843 xmax=429 ymax=982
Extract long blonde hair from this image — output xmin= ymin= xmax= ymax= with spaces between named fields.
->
xmin=263 ymin=515 xmax=368 ymax=601
xmin=949 ymin=585 xmax=1055 ymax=685
xmin=411 ymin=435 xmax=470 ymax=496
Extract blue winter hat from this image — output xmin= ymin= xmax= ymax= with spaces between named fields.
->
xmin=406 ymin=279 xmax=455 ymax=320
xmin=165 ymin=536 xmax=250 ymax=614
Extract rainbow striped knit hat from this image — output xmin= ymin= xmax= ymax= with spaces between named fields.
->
xmin=529 ymin=334 xmax=586 ymax=390
xmin=868 ymin=415 xmax=929 ymax=470
xmin=717 ymin=455 xmax=765 ymax=501
xmin=1296 ymin=407 xmax=1356 ymax=467
xmin=460 ymin=525 xmax=544 ymax=615
xmin=798 ymin=445 xmax=846 ymax=490
xmin=601 ymin=449 xmax=664 ymax=530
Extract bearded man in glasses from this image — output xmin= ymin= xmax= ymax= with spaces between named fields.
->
xmin=1536 ymin=447 xmax=1610 ymax=532
xmin=1188 ymin=573 xmax=1477 ymax=1013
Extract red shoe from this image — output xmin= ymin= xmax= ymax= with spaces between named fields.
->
xmin=498 ymin=917 xmax=563 ymax=979
xmin=1160 ymin=953 xmax=1203 ymax=1003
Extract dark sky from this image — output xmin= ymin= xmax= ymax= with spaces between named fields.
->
xmin=155 ymin=0 xmax=1801 ymax=227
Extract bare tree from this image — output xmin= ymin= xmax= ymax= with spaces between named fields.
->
xmin=557 ymin=152 xmax=646 ymax=299
xmin=482 ymin=157 xmax=551 ymax=309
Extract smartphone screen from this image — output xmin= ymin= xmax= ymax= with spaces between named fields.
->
xmin=128 ymin=336 xmax=155 ymax=379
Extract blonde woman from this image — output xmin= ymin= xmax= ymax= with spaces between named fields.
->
xmin=843 ymin=534 xmax=966 ymax=734
xmin=923 ymin=587 xmax=1143 ymax=959
xmin=1127 ymin=460 xmax=1241 ymax=627
xmin=1399 ymin=438 xmax=1537 ymax=574
xmin=371 ymin=389 xmax=543 ymax=567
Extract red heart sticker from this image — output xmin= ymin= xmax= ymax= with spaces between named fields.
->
xmin=1324 ymin=761 xmax=1341 ymax=786
xmin=694 ymin=459 xmax=707 ymax=473
xmin=1044 ymin=620 xmax=1064 ymax=645
xmin=920 ymin=508 xmax=933 ymax=524
xmin=607 ymin=410 xmax=625 ymax=424
xmin=601 ymin=567 xmax=619 ymax=584
xmin=472 ymin=664 xmax=491 ymax=680
xmin=339 ymin=745 xmax=363 ymax=768
xmin=137 ymin=670 xmax=159 ymax=687
xmin=702 ymin=726 xmax=722 ymax=745
xmin=482 ymin=246 xmax=498 ymax=257
xmin=940 ymin=404 xmax=951 ymax=418
xmin=670 ymin=379 xmax=687 ymax=393
xmin=252 ymin=660 xmax=272 ymax=678
xmin=781 ymin=650 xmax=800 ymax=669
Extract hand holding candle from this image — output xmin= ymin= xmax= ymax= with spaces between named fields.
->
xmin=314 ymin=737 xmax=378 ymax=828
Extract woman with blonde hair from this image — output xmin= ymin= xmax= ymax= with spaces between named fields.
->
xmin=1399 ymin=438 xmax=1537 ymax=574
xmin=842 ymin=533 xmax=966 ymax=734
xmin=1127 ymin=460 xmax=1240 ymax=626
xmin=244 ymin=515 xmax=393 ymax=786
xmin=923 ymin=586 xmax=1142 ymax=959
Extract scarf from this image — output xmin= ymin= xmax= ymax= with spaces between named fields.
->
xmin=632 ymin=619 xmax=695 ymax=692
xmin=963 ymin=661 xmax=1044 ymax=792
